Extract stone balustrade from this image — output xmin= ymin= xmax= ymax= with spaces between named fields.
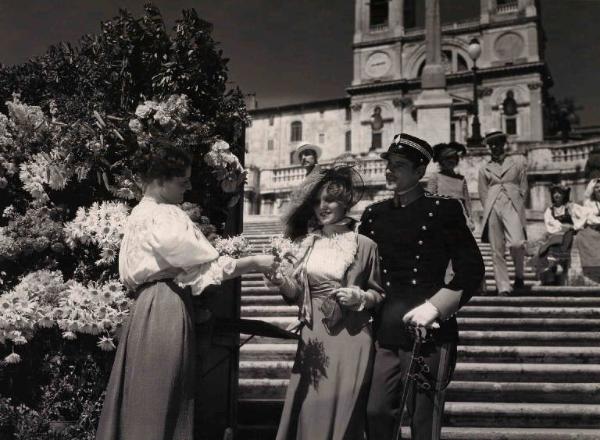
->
xmin=526 ymin=138 xmax=600 ymax=173
xmin=253 ymin=137 xmax=600 ymax=196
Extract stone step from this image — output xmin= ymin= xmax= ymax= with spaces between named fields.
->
xmin=241 ymin=295 xmax=600 ymax=307
xmin=238 ymin=379 xmax=600 ymax=403
xmin=239 ymin=361 xmax=600 ymax=383
xmin=240 ymin=305 xmax=600 ymax=319
xmin=236 ymin=424 xmax=600 ymax=440
xmin=241 ymin=330 xmax=600 ymax=347
xmin=239 ymin=344 xmax=600 ymax=363
xmin=237 ymin=399 xmax=600 ymax=429
xmin=239 ymin=316 xmax=600 ymax=332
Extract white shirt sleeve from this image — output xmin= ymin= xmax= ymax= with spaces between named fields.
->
xmin=148 ymin=205 xmax=220 ymax=268
xmin=544 ymin=207 xmax=563 ymax=234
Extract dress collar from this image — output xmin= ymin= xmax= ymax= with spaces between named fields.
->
xmin=393 ymin=184 xmax=424 ymax=208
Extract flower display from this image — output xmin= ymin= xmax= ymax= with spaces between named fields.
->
xmin=213 ymin=235 xmax=251 ymax=258
xmin=204 ymin=140 xmax=247 ymax=193
xmin=63 ymin=201 xmax=130 ymax=266
xmin=0 ymin=270 xmax=71 ymax=363
xmin=0 ymin=207 xmax=66 ymax=262
xmin=19 ymin=148 xmax=73 ymax=203
xmin=130 ymin=94 xmax=191 ymax=136
xmin=53 ymin=279 xmax=131 ymax=351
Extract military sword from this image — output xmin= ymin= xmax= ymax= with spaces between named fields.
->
xmin=394 ymin=325 xmax=428 ymax=440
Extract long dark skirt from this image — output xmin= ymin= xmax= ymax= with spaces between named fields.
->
xmin=276 ymin=298 xmax=374 ymax=440
xmin=96 ymin=281 xmax=196 ymax=440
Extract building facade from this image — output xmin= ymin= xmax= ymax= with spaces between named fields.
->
xmin=245 ymin=0 xmax=561 ymax=218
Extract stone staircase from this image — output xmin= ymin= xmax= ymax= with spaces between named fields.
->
xmin=237 ymin=216 xmax=600 ymax=439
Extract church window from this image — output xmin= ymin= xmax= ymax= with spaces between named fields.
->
xmin=267 ymin=139 xmax=274 ymax=151
xmin=506 ymin=118 xmax=517 ymax=135
xmin=291 ymin=121 xmax=302 ymax=142
xmin=502 ymin=90 xmax=519 ymax=135
xmin=345 ymin=131 xmax=352 ymax=152
xmin=370 ymin=0 xmax=389 ymax=28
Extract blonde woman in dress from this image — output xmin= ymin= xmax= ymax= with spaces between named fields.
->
xmin=271 ymin=167 xmax=384 ymax=440
xmin=96 ymin=143 xmax=275 ymax=440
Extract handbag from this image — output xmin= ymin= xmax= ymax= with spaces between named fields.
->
xmin=320 ymin=296 xmax=344 ymax=333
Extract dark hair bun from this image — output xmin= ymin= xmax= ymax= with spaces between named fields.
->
xmin=133 ymin=139 xmax=192 ymax=183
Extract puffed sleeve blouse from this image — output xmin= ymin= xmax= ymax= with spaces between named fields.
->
xmin=118 ymin=197 xmax=235 ymax=296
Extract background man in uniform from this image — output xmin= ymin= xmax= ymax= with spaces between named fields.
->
xmin=478 ymin=130 xmax=528 ymax=295
xmin=361 ymin=133 xmax=484 ymax=440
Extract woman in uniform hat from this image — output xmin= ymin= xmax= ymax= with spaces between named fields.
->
xmin=427 ymin=141 xmax=473 ymax=228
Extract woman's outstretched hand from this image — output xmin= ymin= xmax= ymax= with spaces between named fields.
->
xmin=253 ymin=255 xmax=277 ymax=273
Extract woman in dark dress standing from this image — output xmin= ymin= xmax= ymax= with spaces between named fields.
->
xmin=96 ymin=143 xmax=275 ymax=440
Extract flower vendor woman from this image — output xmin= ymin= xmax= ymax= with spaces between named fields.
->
xmin=271 ymin=166 xmax=384 ymax=440
xmin=532 ymin=184 xmax=576 ymax=285
xmin=96 ymin=142 xmax=275 ymax=440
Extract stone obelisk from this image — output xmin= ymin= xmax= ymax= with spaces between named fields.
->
xmin=414 ymin=0 xmax=452 ymax=146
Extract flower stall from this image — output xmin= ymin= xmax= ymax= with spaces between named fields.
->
xmin=0 ymin=5 xmax=248 ymax=439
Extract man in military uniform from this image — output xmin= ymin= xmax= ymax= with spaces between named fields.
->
xmin=478 ymin=130 xmax=528 ymax=295
xmin=361 ymin=133 xmax=485 ymax=440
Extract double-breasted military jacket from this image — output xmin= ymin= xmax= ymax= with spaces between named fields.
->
xmin=358 ymin=188 xmax=485 ymax=347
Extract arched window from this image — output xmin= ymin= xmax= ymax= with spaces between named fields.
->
xmin=290 ymin=121 xmax=302 ymax=142
xmin=457 ymin=54 xmax=469 ymax=72
xmin=416 ymin=49 xmax=471 ymax=78
xmin=502 ymin=90 xmax=519 ymax=135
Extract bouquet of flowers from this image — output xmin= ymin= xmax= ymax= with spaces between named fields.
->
xmin=53 ymin=279 xmax=131 ymax=351
xmin=213 ymin=235 xmax=251 ymax=258
xmin=63 ymin=201 xmax=130 ymax=266
xmin=262 ymin=236 xmax=300 ymax=284
xmin=204 ymin=140 xmax=247 ymax=193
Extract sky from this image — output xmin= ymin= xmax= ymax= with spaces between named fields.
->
xmin=1 ymin=0 xmax=599 ymax=125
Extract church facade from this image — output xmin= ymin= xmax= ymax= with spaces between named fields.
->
xmin=245 ymin=0 xmax=550 ymax=216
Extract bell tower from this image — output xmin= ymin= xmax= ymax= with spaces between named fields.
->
xmin=352 ymin=0 xmax=417 ymax=86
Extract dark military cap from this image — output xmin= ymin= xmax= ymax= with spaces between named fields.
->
xmin=432 ymin=142 xmax=467 ymax=162
xmin=381 ymin=133 xmax=433 ymax=165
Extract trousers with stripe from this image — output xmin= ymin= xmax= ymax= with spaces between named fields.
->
xmin=366 ymin=340 xmax=457 ymax=440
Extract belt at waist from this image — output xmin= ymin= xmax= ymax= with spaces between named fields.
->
xmin=309 ymin=280 xmax=341 ymax=299
xmin=132 ymin=279 xmax=185 ymax=299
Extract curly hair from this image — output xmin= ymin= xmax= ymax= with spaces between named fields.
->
xmin=284 ymin=167 xmax=361 ymax=240
xmin=133 ymin=140 xmax=192 ymax=184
